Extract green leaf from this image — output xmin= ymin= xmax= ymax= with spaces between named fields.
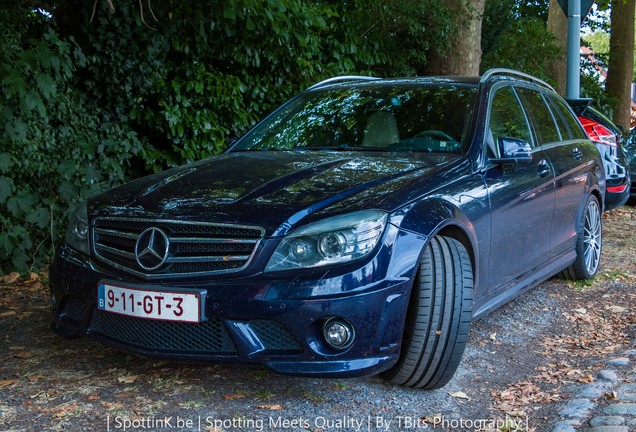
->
xmin=35 ymin=73 xmax=56 ymax=99
xmin=223 ymin=6 xmax=236 ymax=20
xmin=0 ymin=153 xmax=14 ymax=173
xmin=24 ymin=91 xmax=46 ymax=117
xmin=5 ymin=118 xmax=28 ymax=142
xmin=0 ymin=176 xmax=14 ymax=204
xmin=25 ymin=206 xmax=50 ymax=229
xmin=7 ymin=192 xmax=36 ymax=217
xmin=58 ymin=181 xmax=77 ymax=202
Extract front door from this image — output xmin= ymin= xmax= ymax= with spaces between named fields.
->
xmin=482 ymin=85 xmax=556 ymax=291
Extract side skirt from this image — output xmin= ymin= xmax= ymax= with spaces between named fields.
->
xmin=471 ymin=251 xmax=576 ymax=320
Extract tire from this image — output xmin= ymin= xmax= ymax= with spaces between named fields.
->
xmin=559 ymin=194 xmax=602 ymax=280
xmin=382 ymin=236 xmax=473 ymax=390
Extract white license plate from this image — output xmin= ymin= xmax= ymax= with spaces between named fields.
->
xmin=97 ymin=283 xmax=204 ymax=323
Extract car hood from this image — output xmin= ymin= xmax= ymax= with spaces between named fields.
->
xmin=90 ymin=151 xmax=456 ymax=235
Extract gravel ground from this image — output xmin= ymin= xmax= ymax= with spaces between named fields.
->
xmin=1 ymin=207 xmax=635 ymax=432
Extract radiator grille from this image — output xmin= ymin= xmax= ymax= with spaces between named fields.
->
xmin=92 ymin=218 xmax=264 ymax=278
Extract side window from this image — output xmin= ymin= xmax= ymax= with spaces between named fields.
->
xmin=550 ymin=96 xmax=588 ymax=140
xmin=516 ymin=87 xmax=561 ymax=145
xmin=487 ymin=86 xmax=532 ymax=157
xmin=545 ymin=96 xmax=572 ymax=141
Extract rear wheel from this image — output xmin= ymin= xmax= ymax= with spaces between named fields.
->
xmin=382 ymin=236 xmax=473 ymax=389
xmin=559 ymin=194 xmax=602 ymax=280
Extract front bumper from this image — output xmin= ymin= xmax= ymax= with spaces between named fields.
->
xmin=49 ymin=227 xmax=424 ymax=378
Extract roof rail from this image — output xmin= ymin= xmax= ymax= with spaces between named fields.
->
xmin=480 ymin=68 xmax=555 ymax=92
xmin=306 ymin=75 xmax=382 ymax=91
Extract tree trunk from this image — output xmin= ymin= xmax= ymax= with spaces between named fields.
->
xmin=546 ymin=0 xmax=568 ymax=95
xmin=424 ymin=0 xmax=486 ymax=76
xmin=606 ymin=0 xmax=635 ymax=130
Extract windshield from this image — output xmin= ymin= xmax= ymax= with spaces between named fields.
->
xmin=231 ymin=84 xmax=477 ymax=153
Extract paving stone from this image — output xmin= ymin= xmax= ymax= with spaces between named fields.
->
xmin=589 ymin=416 xmax=626 ymax=426
xmin=551 ymin=420 xmax=578 ymax=432
xmin=588 ymin=427 xmax=628 ymax=432
xmin=618 ymin=383 xmax=636 ymax=393
xmin=598 ymin=370 xmax=620 ymax=382
xmin=602 ymin=403 xmax=636 ymax=416
xmin=580 ymin=384 xmax=609 ymax=399
xmin=607 ymin=358 xmax=631 ymax=367
xmin=559 ymin=398 xmax=595 ymax=418
xmin=624 ymin=349 xmax=636 ymax=356
xmin=616 ymin=392 xmax=636 ymax=401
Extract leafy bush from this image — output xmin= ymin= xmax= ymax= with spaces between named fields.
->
xmin=0 ymin=6 xmax=145 ymax=273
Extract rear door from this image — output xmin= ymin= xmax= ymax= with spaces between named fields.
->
xmin=517 ymin=88 xmax=593 ymax=257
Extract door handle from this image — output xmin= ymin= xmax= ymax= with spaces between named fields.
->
xmin=537 ymin=159 xmax=551 ymax=177
xmin=573 ymin=147 xmax=583 ymax=160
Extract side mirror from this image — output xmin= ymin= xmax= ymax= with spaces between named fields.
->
xmin=490 ymin=137 xmax=533 ymax=164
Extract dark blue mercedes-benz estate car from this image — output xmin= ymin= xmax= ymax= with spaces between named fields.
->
xmin=50 ymin=69 xmax=605 ymax=389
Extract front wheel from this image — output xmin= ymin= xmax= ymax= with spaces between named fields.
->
xmin=382 ymin=236 xmax=473 ymax=390
xmin=559 ymin=194 xmax=602 ymax=280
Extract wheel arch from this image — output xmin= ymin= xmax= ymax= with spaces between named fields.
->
xmin=590 ymin=188 xmax=604 ymax=214
xmin=395 ymin=198 xmax=480 ymax=288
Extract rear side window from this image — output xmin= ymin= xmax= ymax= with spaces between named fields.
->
xmin=545 ymin=97 xmax=572 ymax=140
xmin=549 ymin=96 xmax=589 ymax=140
xmin=516 ymin=87 xmax=561 ymax=145
xmin=487 ymin=86 xmax=533 ymax=156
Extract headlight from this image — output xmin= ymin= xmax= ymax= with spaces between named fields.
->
xmin=65 ymin=201 xmax=90 ymax=255
xmin=265 ymin=210 xmax=388 ymax=272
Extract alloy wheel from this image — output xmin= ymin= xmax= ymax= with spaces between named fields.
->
xmin=583 ymin=199 xmax=602 ymax=275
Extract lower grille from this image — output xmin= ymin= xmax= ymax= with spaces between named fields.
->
xmin=90 ymin=311 xmax=237 ymax=354
xmin=61 ymin=296 xmax=87 ymax=322
xmin=249 ymin=320 xmax=302 ymax=352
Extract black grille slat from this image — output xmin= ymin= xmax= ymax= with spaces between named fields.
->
xmin=249 ymin=320 xmax=302 ymax=352
xmin=164 ymin=225 xmax=262 ymax=238
xmin=174 ymin=242 xmax=254 ymax=255
xmin=100 ymin=250 xmax=137 ymax=267
xmin=91 ymin=311 xmax=237 ymax=354
xmin=99 ymin=236 xmax=137 ymax=250
xmin=92 ymin=218 xmax=264 ymax=278
xmin=167 ymin=261 xmax=244 ymax=273
xmin=94 ymin=219 xmax=261 ymax=238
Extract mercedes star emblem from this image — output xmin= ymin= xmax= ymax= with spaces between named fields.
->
xmin=135 ymin=227 xmax=170 ymax=271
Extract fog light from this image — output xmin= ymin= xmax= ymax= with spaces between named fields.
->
xmin=323 ymin=318 xmax=354 ymax=350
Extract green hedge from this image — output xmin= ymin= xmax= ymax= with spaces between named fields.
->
xmin=0 ymin=0 xmax=457 ymax=274
xmin=0 ymin=8 xmax=145 ymax=273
